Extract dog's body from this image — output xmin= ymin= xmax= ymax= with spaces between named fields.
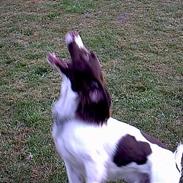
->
xmin=48 ymin=32 xmax=183 ymax=183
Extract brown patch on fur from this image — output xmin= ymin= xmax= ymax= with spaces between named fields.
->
xmin=113 ymin=134 xmax=152 ymax=167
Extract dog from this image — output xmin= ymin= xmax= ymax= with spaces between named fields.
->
xmin=47 ymin=31 xmax=183 ymax=183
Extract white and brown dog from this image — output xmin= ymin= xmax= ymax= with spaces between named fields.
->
xmin=48 ymin=32 xmax=183 ymax=183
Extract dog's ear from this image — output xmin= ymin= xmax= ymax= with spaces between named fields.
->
xmin=89 ymin=81 xmax=105 ymax=103
xmin=77 ymin=81 xmax=111 ymax=124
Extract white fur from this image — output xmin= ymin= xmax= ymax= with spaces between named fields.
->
xmin=51 ymin=75 xmax=182 ymax=183
xmin=65 ymin=32 xmax=85 ymax=48
xmin=52 ymin=75 xmax=78 ymax=123
xmin=175 ymin=144 xmax=183 ymax=172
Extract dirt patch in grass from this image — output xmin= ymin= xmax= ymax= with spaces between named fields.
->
xmin=147 ymin=62 xmax=176 ymax=76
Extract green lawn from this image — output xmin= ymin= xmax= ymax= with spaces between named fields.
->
xmin=0 ymin=0 xmax=182 ymax=182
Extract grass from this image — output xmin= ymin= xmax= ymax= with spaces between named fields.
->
xmin=0 ymin=0 xmax=182 ymax=182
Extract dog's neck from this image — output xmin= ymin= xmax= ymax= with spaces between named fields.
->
xmin=53 ymin=75 xmax=78 ymax=123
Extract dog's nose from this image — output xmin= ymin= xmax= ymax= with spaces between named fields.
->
xmin=65 ymin=31 xmax=85 ymax=49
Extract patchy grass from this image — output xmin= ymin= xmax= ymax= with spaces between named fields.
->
xmin=0 ymin=0 xmax=182 ymax=182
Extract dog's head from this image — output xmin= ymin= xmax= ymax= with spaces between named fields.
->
xmin=48 ymin=32 xmax=111 ymax=124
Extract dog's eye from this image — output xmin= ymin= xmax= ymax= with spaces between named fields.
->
xmin=91 ymin=81 xmax=99 ymax=89
xmin=80 ymin=52 xmax=89 ymax=62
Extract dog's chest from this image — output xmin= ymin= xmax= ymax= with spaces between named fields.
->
xmin=52 ymin=120 xmax=113 ymax=165
xmin=52 ymin=120 xmax=94 ymax=162
xmin=52 ymin=121 xmax=76 ymax=160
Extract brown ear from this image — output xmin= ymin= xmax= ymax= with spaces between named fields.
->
xmin=47 ymin=53 xmax=70 ymax=77
xmin=76 ymin=82 xmax=111 ymax=125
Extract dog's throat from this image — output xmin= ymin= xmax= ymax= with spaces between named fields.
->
xmin=53 ymin=111 xmax=73 ymax=126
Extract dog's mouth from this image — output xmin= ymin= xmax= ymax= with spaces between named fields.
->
xmin=65 ymin=32 xmax=89 ymax=64
xmin=47 ymin=31 xmax=86 ymax=67
xmin=65 ymin=31 xmax=88 ymax=56
xmin=48 ymin=31 xmax=88 ymax=62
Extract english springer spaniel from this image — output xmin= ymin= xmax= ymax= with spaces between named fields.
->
xmin=47 ymin=32 xmax=183 ymax=183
